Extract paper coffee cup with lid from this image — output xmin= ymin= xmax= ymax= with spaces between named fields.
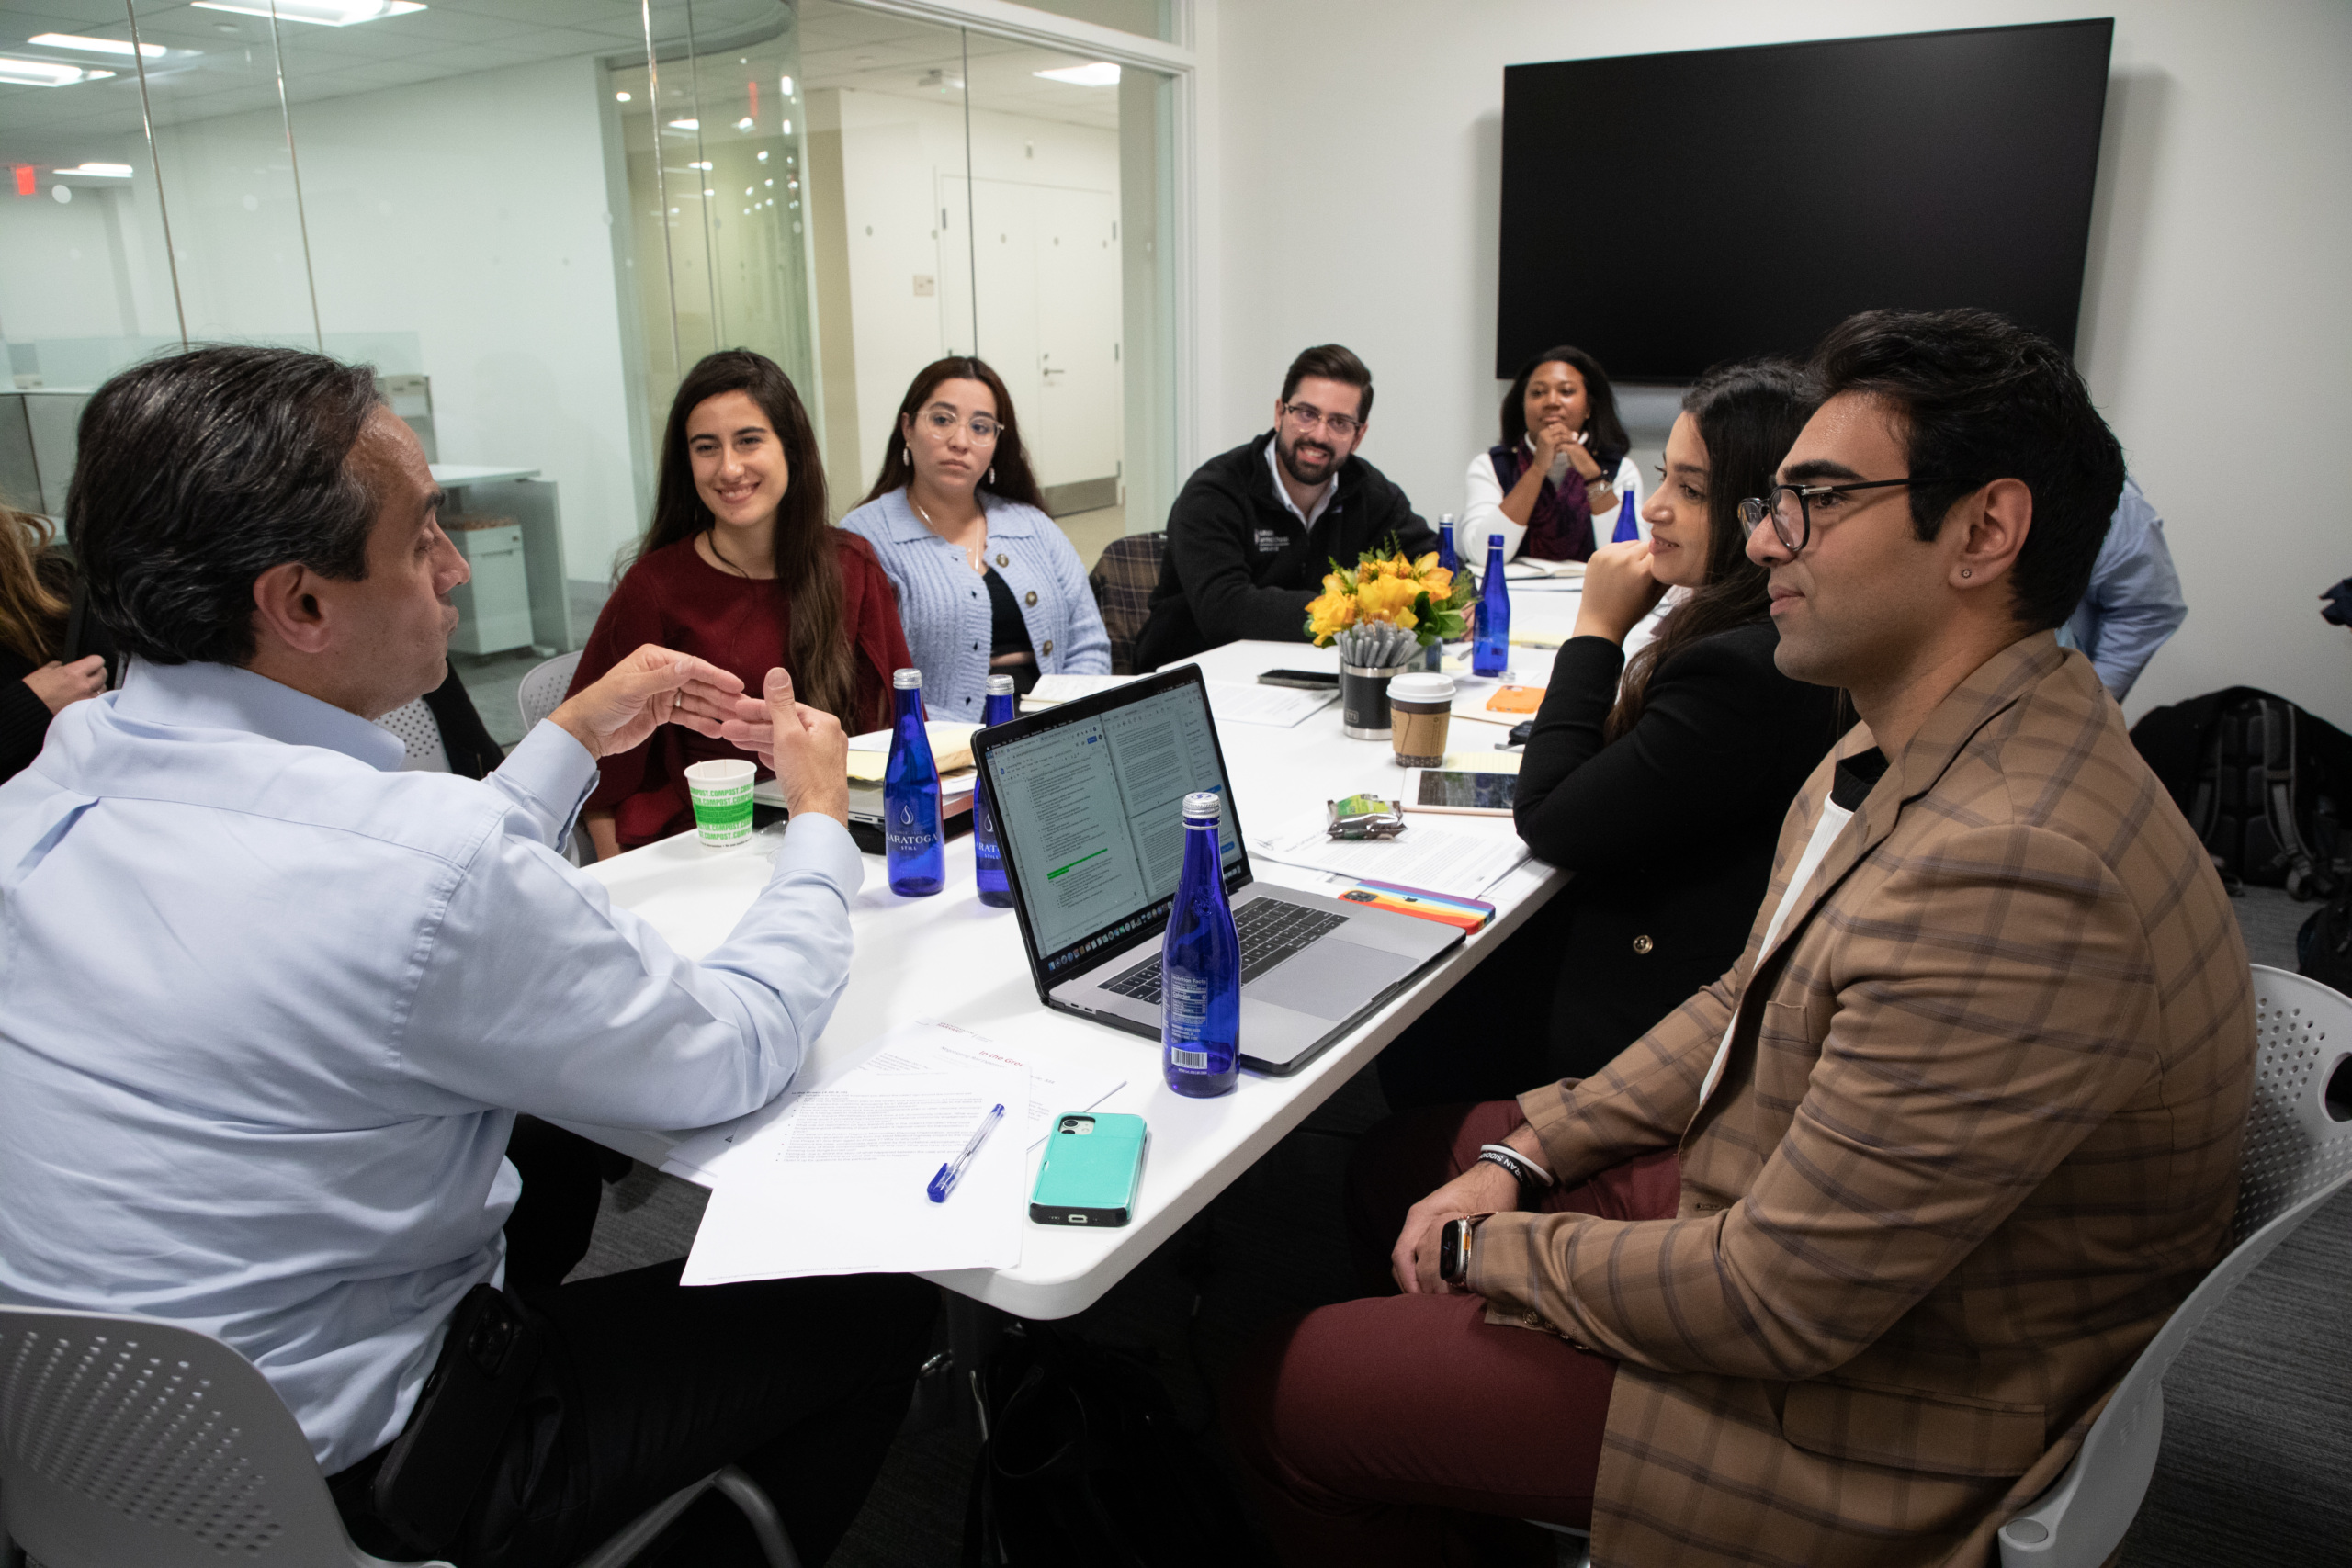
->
xmin=1387 ymin=672 xmax=1456 ymax=768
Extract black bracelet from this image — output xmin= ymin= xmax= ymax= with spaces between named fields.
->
xmin=1476 ymin=1145 xmax=1553 ymax=1191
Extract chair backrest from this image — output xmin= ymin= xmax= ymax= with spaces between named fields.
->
xmin=1996 ymin=964 xmax=2352 ymax=1565
xmin=1087 ymin=532 xmax=1166 ymax=676
xmin=375 ymin=696 xmax=451 ymax=773
xmin=518 ymin=649 xmax=584 ymax=736
xmin=0 ymin=1305 xmax=420 ymax=1568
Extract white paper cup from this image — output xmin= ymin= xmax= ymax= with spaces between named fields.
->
xmin=683 ymin=758 xmax=756 ymax=847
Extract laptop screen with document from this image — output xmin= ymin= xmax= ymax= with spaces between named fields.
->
xmin=981 ymin=671 xmax=1246 ymax=982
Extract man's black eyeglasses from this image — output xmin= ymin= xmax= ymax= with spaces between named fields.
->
xmin=1282 ymin=400 xmax=1363 ymax=439
xmin=1736 ymin=478 xmax=1945 ymax=556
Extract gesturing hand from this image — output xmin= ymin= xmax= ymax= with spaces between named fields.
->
xmin=718 ymin=668 xmax=851 ymax=826
xmin=545 ymin=644 xmax=747 ymax=760
xmin=1392 ymin=1158 xmax=1521 ymax=1295
xmin=23 ymin=654 xmax=107 ymax=716
xmin=1574 ymin=539 xmax=1668 ymax=645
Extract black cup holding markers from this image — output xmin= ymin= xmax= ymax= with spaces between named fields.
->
xmin=1340 ymin=662 xmax=1413 ymax=739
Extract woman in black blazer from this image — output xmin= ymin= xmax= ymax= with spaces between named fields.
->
xmin=1378 ymin=360 xmax=1840 ymax=1107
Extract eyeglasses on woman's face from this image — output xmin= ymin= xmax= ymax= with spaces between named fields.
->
xmin=1736 ymin=477 xmax=1943 ymax=555
xmin=1281 ymin=400 xmax=1362 ymax=440
xmin=917 ymin=404 xmax=999 ymax=444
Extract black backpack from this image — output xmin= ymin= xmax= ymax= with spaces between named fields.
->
xmin=2300 ymin=892 xmax=2352 ymax=995
xmin=2131 ymin=688 xmax=2351 ymax=899
xmin=960 ymin=1325 xmax=1262 ymax=1568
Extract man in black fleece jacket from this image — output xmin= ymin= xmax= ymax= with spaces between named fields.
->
xmin=1136 ymin=344 xmax=1434 ymax=670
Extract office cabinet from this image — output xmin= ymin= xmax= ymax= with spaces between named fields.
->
xmin=447 ymin=519 xmax=534 ymax=655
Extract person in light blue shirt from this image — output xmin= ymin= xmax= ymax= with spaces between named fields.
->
xmin=0 ymin=345 xmax=933 ymax=1566
xmin=840 ymin=356 xmax=1110 ymax=719
xmin=2059 ymin=474 xmax=2187 ymax=700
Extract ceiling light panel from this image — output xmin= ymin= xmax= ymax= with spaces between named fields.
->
xmin=0 ymin=56 xmax=113 ymax=86
xmin=26 ymin=34 xmax=165 ymax=59
xmin=190 ymin=1 xmax=426 ymax=27
xmin=1033 ymin=62 xmax=1120 ymax=87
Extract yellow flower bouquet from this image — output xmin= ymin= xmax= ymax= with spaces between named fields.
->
xmin=1303 ymin=542 xmax=1476 ymax=650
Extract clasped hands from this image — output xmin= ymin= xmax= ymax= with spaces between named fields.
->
xmin=545 ymin=644 xmax=850 ymax=825
xmin=1532 ymin=414 xmax=1605 ymax=487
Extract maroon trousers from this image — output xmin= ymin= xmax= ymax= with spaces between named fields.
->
xmin=1224 ymin=1101 xmax=1680 ymax=1567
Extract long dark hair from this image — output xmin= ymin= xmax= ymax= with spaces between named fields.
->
xmin=638 ymin=349 xmax=868 ymax=728
xmin=862 ymin=356 xmax=1047 ymax=511
xmin=1604 ymin=358 xmax=1819 ymax=741
xmin=1499 ymin=344 xmax=1630 ymax=472
xmin=0 ymin=504 xmax=66 ymax=665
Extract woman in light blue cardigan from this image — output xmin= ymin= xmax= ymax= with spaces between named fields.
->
xmin=840 ymin=356 xmax=1111 ymax=720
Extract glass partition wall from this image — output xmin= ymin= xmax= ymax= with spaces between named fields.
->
xmin=0 ymin=0 xmax=1178 ymax=609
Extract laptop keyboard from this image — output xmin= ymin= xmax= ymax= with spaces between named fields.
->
xmin=1101 ymin=897 xmax=1348 ymax=1004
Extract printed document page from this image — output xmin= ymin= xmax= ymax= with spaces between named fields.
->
xmin=680 ymin=1042 xmax=1027 ymax=1284
xmin=1023 ymin=672 xmax=1145 ymax=708
xmin=1247 ymin=807 xmax=1530 ymax=900
xmin=1202 ymin=681 xmax=1338 ymax=728
xmin=664 ymin=1021 xmax=1122 ymax=1183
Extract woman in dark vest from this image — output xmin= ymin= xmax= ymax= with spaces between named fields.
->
xmin=1458 ymin=344 xmax=1642 ymax=563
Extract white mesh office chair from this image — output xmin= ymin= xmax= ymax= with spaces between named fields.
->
xmin=0 ymin=1305 xmax=797 ymax=1568
xmin=516 ymin=649 xmax=592 ymax=864
xmin=518 ymin=649 xmax=583 ymax=737
xmin=1997 ymin=964 xmax=2352 ymax=1565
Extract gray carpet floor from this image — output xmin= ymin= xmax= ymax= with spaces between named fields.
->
xmin=564 ymin=886 xmax=2350 ymax=1566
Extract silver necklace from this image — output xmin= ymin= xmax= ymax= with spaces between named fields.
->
xmin=911 ymin=493 xmax=985 ymax=573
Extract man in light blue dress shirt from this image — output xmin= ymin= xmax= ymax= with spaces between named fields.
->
xmin=0 ymin=346 xmax=933 ymax=1565
xmin=2059 ymin=475 xmax=2188 ymax=700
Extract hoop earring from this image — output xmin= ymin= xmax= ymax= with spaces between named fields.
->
xmin=1960 ymin=568 xmax=1973 ymax=579
xmin=903 ymin=444 xmax=911 ymax=467
xmin=988 ymin=466 xmax=996 ymax=486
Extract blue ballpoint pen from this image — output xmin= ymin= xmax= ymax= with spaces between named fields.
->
xmin=927 ymin=1102 xmax=1006 ymax=1203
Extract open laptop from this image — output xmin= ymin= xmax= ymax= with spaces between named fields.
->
xmin=974 ymin=665 xmax=1462 ymax=1076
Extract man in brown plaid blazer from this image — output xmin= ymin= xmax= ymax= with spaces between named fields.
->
xmin=1228 ymin=310 xmax=2256 ymax=1567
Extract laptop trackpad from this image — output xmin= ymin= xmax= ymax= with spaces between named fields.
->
xmin=1248 ymin=938 xmax=1399 ymax=1020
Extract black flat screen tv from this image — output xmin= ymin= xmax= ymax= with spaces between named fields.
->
xmin=1497 ymin=19 xmax=2113 ymax=381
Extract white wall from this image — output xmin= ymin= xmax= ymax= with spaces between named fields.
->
xmin=288 ymin=55 xmax=640 ymax=578
xmin=1209 ymin=0 xmax=2352 ymax=728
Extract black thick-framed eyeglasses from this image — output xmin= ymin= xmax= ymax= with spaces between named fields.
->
xmin=1282 ymin=400 xmax=1363 ymax=439
xmin=1736 ymin=478 xmax=1945 ymax=556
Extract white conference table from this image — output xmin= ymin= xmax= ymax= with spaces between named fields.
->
xmin=569 ymin=591 xmax=1606 ymax=1321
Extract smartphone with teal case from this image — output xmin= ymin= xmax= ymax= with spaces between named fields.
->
xmin=1029 ymin=1112 xmax=1147 ymax=1226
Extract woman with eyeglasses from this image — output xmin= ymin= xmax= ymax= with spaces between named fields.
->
xmin=570 ymin=349 xmax=911 ymax=858
xmin=1375 ymin=359 xmax=1843 ymax=1113
xmin=1460 ymin=344 xmax=1644 ymax=563
xmin=841 ymin=357 xmax=1109 ymax=720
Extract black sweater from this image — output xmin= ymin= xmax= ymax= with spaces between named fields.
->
xmin=1135 ymin=432 xmax=1434 ymax=669
xmin=1513 ymin=619 xmax=1843 ymax=1078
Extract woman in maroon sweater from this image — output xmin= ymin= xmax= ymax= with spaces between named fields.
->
xmin=571 ymin=351 xmax=910 ymax=855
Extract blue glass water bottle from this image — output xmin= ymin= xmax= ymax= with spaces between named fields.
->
xmin=1161 ymin=790 xmax=1240 ymax=1098
xmin=1437 ymin=512 xmax=1458 ymax=573
xmin=1610 ymin=488 xmax=1640 ymax=543
xmin=972 ymin=671 xmax=1017 ymax=908
xmin=884 ymin=667 xmax=944 ymax=897
xmin=1473 ymin=534 xmax=1511 ymax=677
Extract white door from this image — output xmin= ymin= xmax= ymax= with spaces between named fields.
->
xmin=938 ymin=175 xmax=1119 ymax=494
xmin=1030 ymin=186 xmax=1122 ymax=491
